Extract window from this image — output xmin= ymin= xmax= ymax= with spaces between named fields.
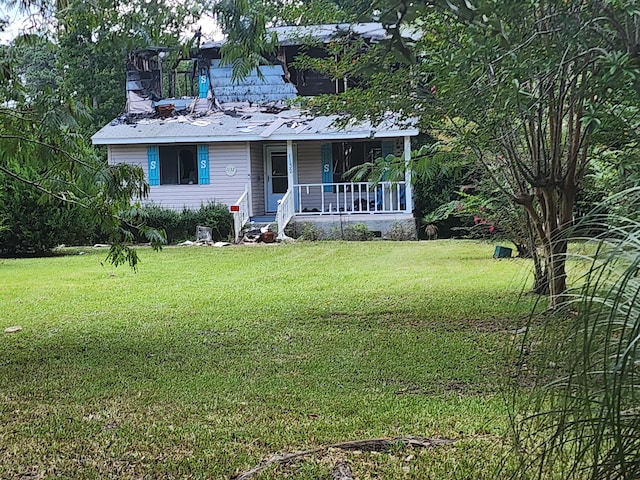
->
xmin=159 ymin=145 xmax=198 ymax=185
xmin=332 ymin=141 xmax=382 ymax=183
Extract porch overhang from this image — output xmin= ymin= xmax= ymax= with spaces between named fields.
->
xmin=91 ymin=107 xmax=419 ymax=145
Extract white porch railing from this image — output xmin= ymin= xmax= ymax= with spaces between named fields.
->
xmin=232 ymin=189 xmax=250 ymax=243
xmin=275 ymin=188 xmax=295 ymax=240
xmin=293 ymin=181 xmax=407 ymax=214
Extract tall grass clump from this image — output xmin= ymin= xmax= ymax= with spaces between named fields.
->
xmin=510 ymin=187 xmax=640 ymax=479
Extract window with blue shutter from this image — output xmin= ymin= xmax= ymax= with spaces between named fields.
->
xmin=321 ymin=143 xmax=333 ymax=192
xmin=197 ymin=144 xmax=210 ymax=185
xmin=147 ymin=146 xmax=160 ymax=186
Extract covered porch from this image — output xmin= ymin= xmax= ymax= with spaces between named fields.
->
xmin=233 ymin=136 xmax=416 ymax=241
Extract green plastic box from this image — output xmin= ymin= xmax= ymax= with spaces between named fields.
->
xmin=493 ymin=245 xmax=512 ymax=259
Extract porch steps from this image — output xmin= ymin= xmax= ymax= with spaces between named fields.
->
xmin=250 ymin=215 xmax=276 ymax=223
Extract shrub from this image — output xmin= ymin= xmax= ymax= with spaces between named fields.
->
xmin=343 ymin=223 xmax=374 ymax=241
xmin=140 ymin=203 xmax=233 ymax=243
xmin=386 ymin=221 xmax=415 ymax=240
xmin=297 ymin=222 xmax=324 ymax=241
xmin=0 ymin=173 xmax=99 ymax=256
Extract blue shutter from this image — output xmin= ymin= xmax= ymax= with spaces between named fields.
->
xmin=197 ymin=144 xmax=210 ymax=185
xmin=381 ymin=141 xmax=394 ymax=181
xmin=199 ymin=67 xmax=210 ymax=98
xmin=147 ymin=146 xmax=160 ymax=186
xmin=321 ymin=143 xmax=333 ymax=193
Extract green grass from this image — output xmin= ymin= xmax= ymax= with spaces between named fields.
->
xmin=0 ymin=240 xmax=533 ymax=479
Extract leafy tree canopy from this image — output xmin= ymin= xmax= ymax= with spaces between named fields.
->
xmin=215 ymin=0 xmax=640 ymax=304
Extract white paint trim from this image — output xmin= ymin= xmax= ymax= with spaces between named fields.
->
xmin=286 ymin=140 xmax=295 ymax=192
xmin=91 ymin=129 xmax=420 ymax=145
xmin=245 ymin=141 xmax=253 ymax=217
xmin=404 ymin=136 xmax=413 ymax=213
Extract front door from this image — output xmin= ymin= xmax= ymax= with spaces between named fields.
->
xmin=265 ymin=147 xmax=288 ymax=212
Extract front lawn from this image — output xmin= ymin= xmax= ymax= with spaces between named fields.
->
xmin=0 ymin=240 xmax=533 ymax=479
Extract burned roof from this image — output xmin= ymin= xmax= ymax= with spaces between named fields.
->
xmin=91 ymin=104 xmax=418 ymax=145
xmin=208 ymin=61 xmax=297 ymax=104
xmin=200 ymin=22 xmax=419 ymax=50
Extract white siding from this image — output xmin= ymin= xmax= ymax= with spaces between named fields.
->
xmin=109 ymin=143 xmax=249 ymax=211
xmin=295 ymin=141 xmax=324 ymax=210
xmin=210 ymin=143 xmax=251 ymax=205
xmin=249 ymin=142 xmax=265 ymax=215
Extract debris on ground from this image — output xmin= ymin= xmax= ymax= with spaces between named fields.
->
xmin=231 ymin=436 xmax=455 ymax=480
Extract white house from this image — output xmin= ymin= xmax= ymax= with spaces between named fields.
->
xmin=91 ymin=24 xmax=419 ymax=241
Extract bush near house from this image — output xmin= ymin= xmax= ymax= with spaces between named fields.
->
xmin=139 ymin=202 xmax=233 ymax=243
xmin=0 ymin=174 xmax=100 ymax=256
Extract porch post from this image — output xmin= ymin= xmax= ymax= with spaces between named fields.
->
xmin=246 ymin=141 xmax=253 ymax=217
xmin=404 ymin=136 xmax=413 ymax=213
xmin=286 ymin=140 xmax=295 ymax=192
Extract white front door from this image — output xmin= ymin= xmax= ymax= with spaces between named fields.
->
xmin=265 ymin=147 xmax=289 ymax=212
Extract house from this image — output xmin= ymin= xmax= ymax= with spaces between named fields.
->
xmin=91 ymin=23 xmax=419 ymax=241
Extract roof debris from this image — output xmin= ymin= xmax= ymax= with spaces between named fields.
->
xmin=94 ymin=23 xmax=421 ymax=144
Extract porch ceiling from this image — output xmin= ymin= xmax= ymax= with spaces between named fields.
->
xmin=92 ymin=106 xmax=418 ymax=145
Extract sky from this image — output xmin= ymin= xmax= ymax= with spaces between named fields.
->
xmin=0 ymin=5 xmax=31 ymax=44
xmin=0 ymin=4 xmax=223 ymax=45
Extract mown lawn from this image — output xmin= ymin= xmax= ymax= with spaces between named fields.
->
xmin=0 ymin=240 xmax=533 ymax=479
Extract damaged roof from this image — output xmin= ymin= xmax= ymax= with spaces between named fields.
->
xmin=91 ymin=106 xmax=418 ymax=145
xmin=200 ymin=22 xmax=420 ymax=50
xmin=209 ymin=61 xmax=297 ymax=104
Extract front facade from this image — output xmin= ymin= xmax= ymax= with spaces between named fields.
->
xmin=92 ymin=24 xmax=419 ymax=240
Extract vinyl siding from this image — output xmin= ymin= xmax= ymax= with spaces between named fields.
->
xmin=249 ymin=142 xmax=265 ymax=216
xmin=109 ymin=143 xmax=249 ymax=210
xmin=295 ymin=141 xmax=325 ymax=211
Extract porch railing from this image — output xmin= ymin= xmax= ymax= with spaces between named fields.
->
xmin=293 ymin=181 xmax=407 ymax=215
xmin=232 ymin=189 xmax=250 ymax=243
xmin=276 ymin=188 xmax=295 ymax=240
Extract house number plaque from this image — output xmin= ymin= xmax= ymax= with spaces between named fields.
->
xmin=225 ymin=165 xmax=237 ymax=176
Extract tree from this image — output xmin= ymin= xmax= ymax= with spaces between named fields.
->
xmin=55 ymin=0 xmax=204 ymax=134
xmin=0 ymin=3 xmax=165 ymax=267
xmin=512 ymin=187 xmax=640 ymax=479
xmin=286 ymin=0 xmax=640 ymax=305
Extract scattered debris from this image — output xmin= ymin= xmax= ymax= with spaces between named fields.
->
xmin=231 ymin=436 xmax=455 ymax=480
xmin=4 ymin=326 xmax=23 ymax=334
xmin=332 ymin=461 xmax=353 ymax=480
xmin=177 ymin=240 xmax=232 ymax=247
xmin=242 ymin=224 xmax=276 ymax=243
xmin=196 ymin=225 xmax=213 ymax=242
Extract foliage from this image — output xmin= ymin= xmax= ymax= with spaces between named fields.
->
xmin=512 ymin=187 xmax=640 ymax=479
xmin=0 ymin=241 xmax=534 ymax=478
xmin=54 ymin=0 xmax=203 ymax=134
xmin=0 ymin=2 xmax=170 ymax=268
xmin=295 ymin=221 xmax=325 ymax=241
xmin=213 ymin=0 xmax=279 ymax=81
xmin=386 ymin=220 xmax=415 ymax=240
xmin=10 ymin=35 xmax=61 ymax=98
xmin=388 ymin=1 xmax=638 ymax=305
xmin=139 ymin=203 xmax=233 ymax=244
xmin=340 ymin=222 xmax=374 ymax=240
xmin=0 ymin=171 xmax=98 ymax=255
